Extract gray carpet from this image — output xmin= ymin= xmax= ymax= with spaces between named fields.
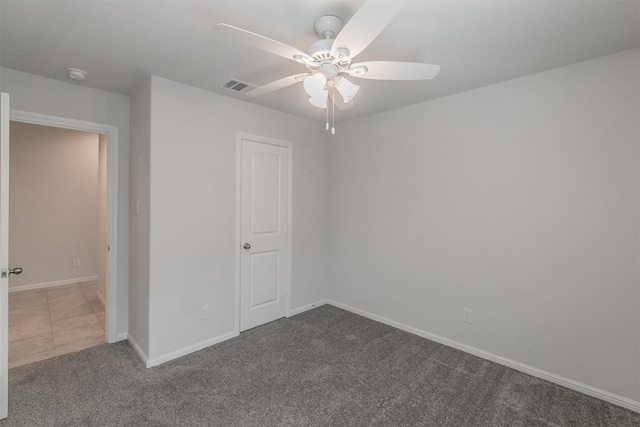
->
xmin=2 ymin=305 xmax=638 ymax=426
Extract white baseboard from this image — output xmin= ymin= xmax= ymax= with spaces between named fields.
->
xmin=143 ymin=301 xmax=326 ymax=368
xmin=326 ymin=299 xmax=640 ymax=413
xmin=141 ymin=301 xmax=327 ymax=369
xmin=127 ymin=334 xmax=148 ymax=366
xmin=145 ymin=331 xmax=238 ymax=368
xmin=115 ymin=332 xmax=128 ymax=342
xmin=9 ymin=276 xmax=99 ymax=293
xmin=290 ymin=299 xmax=328 ymax=317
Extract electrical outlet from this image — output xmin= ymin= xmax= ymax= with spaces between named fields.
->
xmin=463 ymin=308 xmax=473 ymax=324
xmin=72 ymin=258 xmax=80 ymax=268
xmin=201 ymin=304 xmax=210 ymax=320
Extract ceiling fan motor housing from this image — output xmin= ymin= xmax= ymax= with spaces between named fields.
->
xmin=305 ymin=39 xmax=351 ymax=73
xmin=306 ymin=15 xmax=351 ymax=72
xmin=306 ymin=38 xmax=333 ymax=61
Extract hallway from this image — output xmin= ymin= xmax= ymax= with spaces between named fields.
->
xmin=8 ymin=280 xmax=105 ymax=368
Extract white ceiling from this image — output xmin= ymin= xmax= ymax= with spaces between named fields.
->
xmin=1 ymin=0 xmax=639 ymax=123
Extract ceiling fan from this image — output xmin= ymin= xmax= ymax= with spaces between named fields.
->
xmin=215 ymin=0 xmax=439 ymax=130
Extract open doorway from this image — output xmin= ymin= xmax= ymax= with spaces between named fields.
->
xmin=9 ymin=121 xmax=106 ymax=368
xmin=7 ymin=121 xmax=106 ymax=367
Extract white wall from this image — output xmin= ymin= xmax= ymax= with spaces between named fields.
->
xmin=9 ymin=122 xmax=98 ymax=288
xmin=1 ymin=67 xmax=129 ymax=338
xmin=128 ymin=77 xmax=151 ymax=356
xmin=329 ymin=48 xmax=640 ymax=403
xmin=143 ymin=76 xmax=329 ymax=362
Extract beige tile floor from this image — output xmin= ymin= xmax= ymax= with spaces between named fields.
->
xmin=8 ymin=281 xmax=105 ymax=368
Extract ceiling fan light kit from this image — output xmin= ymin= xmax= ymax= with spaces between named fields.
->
xmin=334 ymin=77 xmax=359 ymax=103
xmin=214 ymin=0 xmax=439 ymax=133
xmin=303 ymin=73 xmax=328 ymax=108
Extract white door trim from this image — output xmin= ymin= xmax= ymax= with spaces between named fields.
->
xmin=9 ymin=109 xmax=119 ymax=343
xmin=1 ymin=92 xmax=10 ymax=419
xmin=234 ymin=132 xmax=292 ymax=335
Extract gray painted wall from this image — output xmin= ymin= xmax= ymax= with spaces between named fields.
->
xmin=328 ymin=48 xmax=640 ymax=402
xmin=9 ymin=122 xmax=99 ymax=288
xmin=132 ymin=76 xmax=329 ymax=362
xmin=128 ymin=77 xmax=151 ymax=356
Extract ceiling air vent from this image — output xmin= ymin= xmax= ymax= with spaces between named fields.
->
xmin=220 ymin=78 xmax=257 ymax=94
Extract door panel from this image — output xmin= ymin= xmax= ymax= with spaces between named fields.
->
xmin=251 ymin=153 xmax=280 ymax=234
xmin=250 ymin=251 xmax=279 ymax=307
xmin=0 ymin=92 xmax=10 ymax=419
xmin=240 ymin=139 xmax=289 ymax=331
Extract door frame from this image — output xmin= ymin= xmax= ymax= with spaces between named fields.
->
xmin=234 ymin=132 xmax=292 ymax=335
xmin=1 ymin=92 xmax=10 ymax=419
xmin=9 ymin=109 xmax=119 ymax=343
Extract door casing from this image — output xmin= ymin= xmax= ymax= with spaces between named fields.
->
xmin=9 ymin=109 xmax=120 ymax=343
xmin=1 ymin=92 xmax=10 ymax=420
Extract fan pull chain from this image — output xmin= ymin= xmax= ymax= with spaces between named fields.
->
xmin=326 ymin=98 xmax=329 ymax=131
xmin=331 ymin=86 xmax=336 ymax=135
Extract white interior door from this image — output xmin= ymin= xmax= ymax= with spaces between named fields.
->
xmin=240 ymin=138 xmax=290 ymax=331
xmin=0 ymin=92 xmax=10 ymax=419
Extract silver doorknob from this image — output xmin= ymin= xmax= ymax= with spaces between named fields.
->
xmin=243 ymin=243 xmax=251 ymax=250
xmin=0 ymin=267 xmax=23 ymax=279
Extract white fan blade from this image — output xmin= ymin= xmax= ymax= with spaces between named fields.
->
xmin=328 ymin=90 xmax=354 ymax=110
xmin=215 ymin=23 xmax=312 ymax=62
xmin=349 ymin=61 xmax=440 ymax=80
xmin=331 ymin=0 xmax=406 ymax=60
xmin=247 ymin=74 xmax=309 ymax=97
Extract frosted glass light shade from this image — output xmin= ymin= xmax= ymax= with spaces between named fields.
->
xmin=303 ymin=73 xmax=328 ymax=109
xmin=336 ymin=77 xmax=360 ymax=103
